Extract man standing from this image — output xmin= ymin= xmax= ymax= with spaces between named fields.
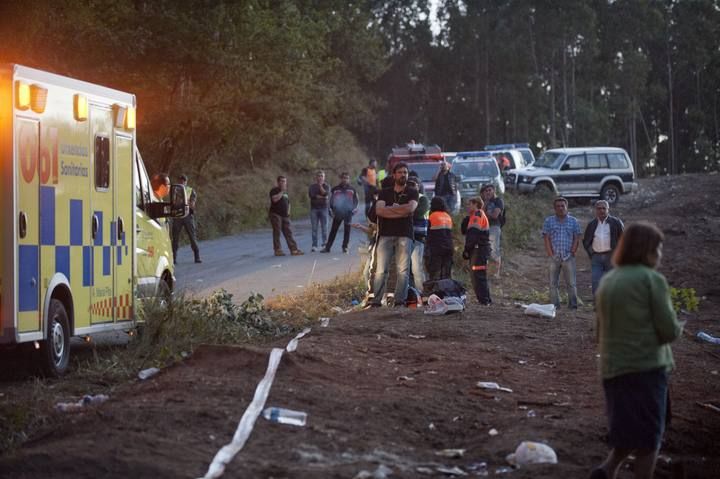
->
xmin=269 ymin=176 xmax=303 ymax=257
xmin=322 ymin=172 xmax=359 ymax=254
xmin=308 ymin=170 xmax=330 ymax=252
xmin=463 ymin=197 xmax=492 ymax=305
xmin=582 ymin=200 xmax=624 ymax=296
xmin=542 ymin=197 xmax=582 ymax=309
xmin=433 ymin=160 xmax=457 ymax=213
xmin=368 ymin=162 xmax=418 ymax=307
xmin=358 ymin=159 xmax=378 ymax=217
xmin=481 ymin=184 xmax=504 ymax=278
xmin=172 ymin=174 xmax=201 ymax=264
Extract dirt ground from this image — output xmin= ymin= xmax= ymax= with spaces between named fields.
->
xmin=1 ymin=173 xmax=719 ymax=479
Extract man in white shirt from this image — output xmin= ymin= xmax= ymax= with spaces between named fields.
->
xmin=582 ymin=200 xmax=625 ymax=295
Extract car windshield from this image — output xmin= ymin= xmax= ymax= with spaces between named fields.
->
xmin=406 ymin=162 xmax=441 ymax=182
xmin=534 ymin=152 xmax=565 ymax=168
xmin=451 ymin=160 xmax=498 ymax=178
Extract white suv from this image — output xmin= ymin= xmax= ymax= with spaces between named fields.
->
xmin=507 ymin=147 xmax=638 ymax=204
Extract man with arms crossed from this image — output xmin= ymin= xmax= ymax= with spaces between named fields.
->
xmin=367 ymin=163 xmax=418 ymax=307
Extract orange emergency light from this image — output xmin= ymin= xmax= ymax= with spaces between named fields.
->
xmin=15 ymin=81 xmax=30 ymax=110
xmin=74 ymin=94 xmax=88 ymax=121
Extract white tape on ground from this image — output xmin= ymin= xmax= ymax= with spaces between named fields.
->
xmin=199 ymin=328 xmax=312 ymax=478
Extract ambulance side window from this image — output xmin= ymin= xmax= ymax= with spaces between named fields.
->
xmin=135 ymin=153 xmax=152 ymax=208
xmin=95 ymin=136 xmax=110 ymax=190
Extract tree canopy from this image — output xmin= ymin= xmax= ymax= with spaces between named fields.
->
xmin=2 ymin=0 xmax=719 ymax=179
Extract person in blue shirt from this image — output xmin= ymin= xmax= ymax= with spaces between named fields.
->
xmin=542 ymin=197 xmax=581 ymax=309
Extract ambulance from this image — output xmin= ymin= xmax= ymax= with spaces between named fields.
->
xmin=0 ymin=64 xmax=187 ymax=376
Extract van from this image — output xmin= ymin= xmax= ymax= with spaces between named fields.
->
xmin=0 ymin=64 xmax=187 ymax=375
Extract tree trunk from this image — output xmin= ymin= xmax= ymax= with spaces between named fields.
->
xmin=667 ymin=36 xmax=676 ymax=175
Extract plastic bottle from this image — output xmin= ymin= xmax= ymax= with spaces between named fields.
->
xmin=697 ymin=331 xmax=720 ymax=345
xmin=262 ymin=407 xmax=307 ymax=426
xmin=82 ymin=394 xmax=109 ymax=405
xmin=138 ymin=367 xmax=161 ymax=380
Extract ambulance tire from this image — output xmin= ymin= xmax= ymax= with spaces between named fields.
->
xmin=38 ymin=299 xmax=71 ymax=377
xmin=157 ymin=278 xmax=172 ymax=307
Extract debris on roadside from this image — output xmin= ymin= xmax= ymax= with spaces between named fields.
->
xmin=477 ymin=381 xmax=513 ymax=393
xmin=138 ymin=367 xmax=161 ymax=380
xmin=506 ymin=441 xmax=558 ymax=467
xmin=435 ymin=449 xmax=466 ymax=458
xmin=55 ymin=394 xmax=109 ymax=413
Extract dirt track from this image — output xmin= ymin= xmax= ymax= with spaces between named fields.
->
xmin=1 ymin=173 xmax=719 ymax=478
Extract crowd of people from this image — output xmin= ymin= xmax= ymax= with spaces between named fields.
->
xmin=159 ymin=157 xmax=683 ymax=479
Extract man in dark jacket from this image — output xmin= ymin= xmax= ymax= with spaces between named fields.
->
xmin=322 ymin=172 xmax=359 ymax=253
xmin=582 ymin=200 xmax=624 ymax=295
xmin=433 ymin=160 xmax=457 ymax=213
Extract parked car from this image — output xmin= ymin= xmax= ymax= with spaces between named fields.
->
xmin=506 ymin=146 xmax=638 ymax=204
xmin=484 ymin=143 xmax=536 ymax=168
xmin=406 ymin=160 xmax=443 ymax=197
xmin=451 ymin=152 xmax=505 ymax=206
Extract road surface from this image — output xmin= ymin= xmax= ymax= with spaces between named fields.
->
xmin=173 ymin=216 xmax=366 ymax=303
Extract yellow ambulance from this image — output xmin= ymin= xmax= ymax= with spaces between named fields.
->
xmin=0 ymin=64 xmax=187 ymax=376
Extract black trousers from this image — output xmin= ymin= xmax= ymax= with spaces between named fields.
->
xmin=428 ymin=253 xmax=453 ymax=281
xmin=470 ymin=249 xmax=491 ymax=305
xmin=325 ymin=212 xmax=352 ymax=250
xmin=172 ymin=214 xmax=200 ymax=260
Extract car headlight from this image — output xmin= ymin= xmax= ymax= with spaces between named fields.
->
xmin=519 ymin=176 xmax=533 ymax=183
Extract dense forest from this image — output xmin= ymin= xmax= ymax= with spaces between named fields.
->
xmin=2 ymin=1 xmax=719 ymax=232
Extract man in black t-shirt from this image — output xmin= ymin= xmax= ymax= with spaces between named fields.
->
xmin=367 ymin=162 xmax=419 ymax=307
xmin=269 ymin=176 xmax=303 ymax=256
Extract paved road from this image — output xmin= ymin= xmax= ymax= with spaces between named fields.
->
xmin=174 ymin=216 xmax=366 ymax=303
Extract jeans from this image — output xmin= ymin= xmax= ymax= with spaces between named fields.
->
xmin=591 ymin=252 xmax=613 ymax=296
xmin=310 ymin=208 xmax=329 ymax=248
xmin=488 ymin=225 xmax=502 ymax=262
xmin=371 ymin=236 xmax=412 ymax=305
xmin=410 ymin=240 xmax=426 ymax=293
xmin=549 ymin=256 xmax=577 ymax=308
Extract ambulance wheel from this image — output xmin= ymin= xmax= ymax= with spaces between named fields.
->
xmin=38 ymin=299 xmax=71 ymax=377
xmin=157 ymin=279 xmax=172 ymax=307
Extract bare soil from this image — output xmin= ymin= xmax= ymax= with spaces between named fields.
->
xmin=1 ymin=173 xmax=719 ymax=479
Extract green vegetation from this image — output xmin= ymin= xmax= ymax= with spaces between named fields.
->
xmin=670 ymin=287 xmax=700 ymax=314
xmin=3 ymin=2 xmax=719 ymax=238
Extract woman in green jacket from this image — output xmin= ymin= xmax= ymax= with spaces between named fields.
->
xmin=591 ymin=222 xmax=683 ymax=479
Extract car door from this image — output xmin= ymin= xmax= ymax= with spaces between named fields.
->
xmin=555 ymin=155 xmax=586 ymax=195
xmin=585 ymin=153 xmax=609 ymax=194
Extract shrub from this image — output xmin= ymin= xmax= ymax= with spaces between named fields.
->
xmin=670 ymin=287 xmax=699 ymax=313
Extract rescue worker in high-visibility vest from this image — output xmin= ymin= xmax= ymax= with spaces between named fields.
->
xmin=462 ymin=197 xmax=491 ymax=305
xmin=427 ymin=196 xmax=454 ymax=281
xmin=172 ymin=174 xmax=202 ymax=264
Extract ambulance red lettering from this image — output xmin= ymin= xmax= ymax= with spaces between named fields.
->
xmin=19 ymin=123 xmax=37 ymax=184
xmin=39 ymin=127 xmax=59 ymax=184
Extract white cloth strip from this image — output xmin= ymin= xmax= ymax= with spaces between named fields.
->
xmin=199 ymin=328 xmax=312 ymax=478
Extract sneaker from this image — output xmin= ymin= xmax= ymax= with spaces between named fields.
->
xmin=362 ymin=303 xmax=381 ymax=310
xmin=274 ymin=250 xmax=286 ymax=257
xmin=291 ymin=250 xmax=304 ymax=256
xmin=320 ymin=248 xmax=330 ymax=253
xmin=311 ymin=246 xmax=318 ymax=252
xmin=342 ymin=247 xmax=349 ymax=254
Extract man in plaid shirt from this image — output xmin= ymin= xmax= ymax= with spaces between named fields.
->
xmin=542 ymin=197 xmax=582 ymax=309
